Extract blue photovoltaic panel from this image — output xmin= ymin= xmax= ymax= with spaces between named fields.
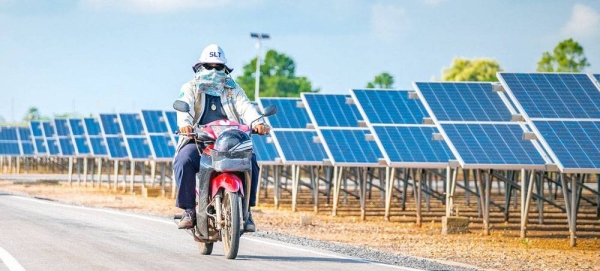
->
xmin=46 ymin=139 xmax=60 ymax=155
xmin=100 ymin=114 xmax=121 ymax=135
xmin=74 ymin=137 xmax=91 ymax=155
xmin=442 ymin=123 xmax=545 ymax=166
xmin=35 ymin=139 xmax=47 ymax=154
xmin=42 ymin=122 xmax=57 ymax=137
xmin=54 ymin=119 xmax=75 ymax=156
xmin=252 ymin=134 xmax=280 ymax=163
xmin=105 ymin=137 xmax=128 ymax=158
xmin=84 ymin=118 xmax=103 ymax=136
xmin=594 ymin=74 xmax=600 ymax=82
xmin=373 ymin=126 xmax=453 ymax=163
xmin=30 ymin=121 xmax=44 ymax=137
xmin=17 ymin=127 xmax=35 ymax=156
xmin=58 ymin=138 xmax=75 ymax=156
xmin=165 ymin=111 xmax=178 ymax=133
xmin=126 ymin=137 xmax=152 ymax=159
xmin=120 ymin=113 xmax=145 ymax=135
xmin=69 ymin=119 xmax=86 ymax=136
xmin=149 ymin=135 xmax=175 ymax=159
xmin=499 ymin=73 xmax=600 ymax=119
xmin=142 ymin=110 xmax=169 ymax=133
xmin=352 ymin=89 xmax=428 ymax=124
xmin=0 ymin=142 xmax=20 ymax=155
xmin=534 ymin=120 xmax=600 ymax=170
xmin=259 ymin=98 xmax=311 ymax=129
xmin=415 ymin=82 xmax=511 ymax=122
xmin=0 ymin=126 xmax=18 ymax=140
xmin=274 ymin=130 xmax=327 ymax=163
xmin=320 ymin=129 xmax=382 ymax=164
xmin=89 ymin=137 xmax=108 ymax=156
xmin=0 ymin=127 xmax=20 ymax=155
xmin=303 ymin=94 xmax=362 ymax=127
xmin=54 ymin=119 xmax=70 ymax=136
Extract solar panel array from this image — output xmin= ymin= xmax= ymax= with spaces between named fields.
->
xmin=414 ymin=82 xmax=550 ymax=170
xmin=2 ymin=72 xmax=599 ymax=173
xmin=499 ymin=72 xmax=600 ymax=173
xmin=351 ymin=89 xmax=454 ymax=168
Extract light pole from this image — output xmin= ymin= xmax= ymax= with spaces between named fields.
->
xmin=250 ymin=32 xmax=270 ymax=101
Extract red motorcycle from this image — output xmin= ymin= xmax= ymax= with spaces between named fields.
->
xmin=173 ymin=100 xmax=277 ymax=259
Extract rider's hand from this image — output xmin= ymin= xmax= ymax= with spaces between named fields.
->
xmin=253 ymin=123 xmax=270 ymax=135
xmin=179 ymin=126 xmax=194 ymax=139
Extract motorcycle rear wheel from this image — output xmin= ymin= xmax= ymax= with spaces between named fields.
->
xmin=198 ymin=242 xmax=213 ymax=255
xmin=222 ymin=191 xmax=241 ymax=259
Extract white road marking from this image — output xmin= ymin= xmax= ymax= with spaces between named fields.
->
xmin=10 ymin=195 xmax=422 ymax=270
xmin=0 ymin=246 xmax=26 ymax=271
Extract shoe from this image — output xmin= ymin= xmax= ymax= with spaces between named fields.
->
xmin=178 ymin=209 xmax=195 ymax=229
xmin=244 ymin=210 xmax=256 ymax=232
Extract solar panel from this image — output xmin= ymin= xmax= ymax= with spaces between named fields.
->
xmin=100 ymin=114 xmax=122 ymax=135
xmin=142 ymin=110 xmax=170 ymax=133
xmin=272 ymin=130 xmax=328 ymax=164
xmin=54 ymin=119 xmax=74 ymax=156
xmin=533 ymin=120 xmax=600 ymax=173
xmin=252 ymin=134 xmax=280 ymax=164
xmin=373 ymin=125 xmax=453 ymax=166
xmin=40 ymin=121 xmax=61 ymax=155
xmin=259 ymin=98 xmax=312 ymax=129
xmin=352 ymin=89 xmax=428 ymax=124
xmin=99 ymin=115 xmax=128 ymax=159
xmin=320 ymin=128 xmax=382 ymax=165
xmin=120 ymin=113 xmax=146 ymax=136
xmin=29 ymin=121 xmax=47 ymax=155
xmin=84 ymin=117 xmax=108 ymax=156
xmin=441 ymin=123 xmax=546 ymax=168
xmin=498 ymin=73 xmax=600 ymax=119
xmin=594 ymin=74 xmax=600 ymax=83
xmin=126 ymin=137 xmax=152 ymax=159
xmin=140 ymin=110 xmax=176 ymax=160
xmin=17 ymin=127 xmax=36 ymax=156
xmin=414 ymin=82 xmax=512 ymax=122
xmin=165 ymin=111 xmax=178 ymax=133
xmin=69 ymin=119 xmax=91 ymax=156
xmin=301 ymin=93 xmax=363 ymax=127
xmin=0 ymin=126 xmax=20 ymax=155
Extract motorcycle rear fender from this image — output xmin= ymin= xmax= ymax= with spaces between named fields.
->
xmin=211 ymin=173 xmax=244 ymax=198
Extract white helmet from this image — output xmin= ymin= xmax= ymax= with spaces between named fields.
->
xmin=198 ymin=44 xmax=227 ymax=64
xmin=193 ymin=44 xmax=232 ymax=73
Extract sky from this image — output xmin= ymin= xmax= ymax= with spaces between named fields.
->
xmin=1 ymin=0 xmax=599 ymax=122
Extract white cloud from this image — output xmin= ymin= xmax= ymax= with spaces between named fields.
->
xmin=371 ymin=4 xmax=409 ymax=41
xmin=80 ymin=0 xmax=253 ymax=13
xmin=560 ymin=3 xmax=600 ymax=39
xmin=421 ymin=0 xmax=446 ymax=7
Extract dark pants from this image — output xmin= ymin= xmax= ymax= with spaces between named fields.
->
xmin=173 ymin=143 xmax=259 ymax=210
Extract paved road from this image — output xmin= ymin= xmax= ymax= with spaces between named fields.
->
xmin=0 ymin=193 xmax=418 ymax=271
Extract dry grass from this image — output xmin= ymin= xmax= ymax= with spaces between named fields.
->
xmin=1 ymin=181 xmax=599 ymax=270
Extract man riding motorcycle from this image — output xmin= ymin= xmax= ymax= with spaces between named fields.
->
xmin=173 ymin=44 xmax=270 ymax=232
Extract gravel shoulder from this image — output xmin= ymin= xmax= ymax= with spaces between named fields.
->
xmin=1 ymin=181 xmax=598 ymax=270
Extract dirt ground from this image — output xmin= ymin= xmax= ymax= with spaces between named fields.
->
xmin=1 ymin=181 xmax=599 ymax=271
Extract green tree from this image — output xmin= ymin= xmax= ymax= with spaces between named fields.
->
xmin=23 ymin=107 xmax=41 ymax=121
xmin=537 ymin=38 xmax=590 ymax=72
xmin=236 ymin=49 xmax=319 ymax=100
xmin=442 ymin=58 xmax=502 ymax=82
xmin=366 ymin=72 xmax=394 ymax=88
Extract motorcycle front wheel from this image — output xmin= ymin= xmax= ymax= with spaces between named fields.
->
xmin=222 ymin=191 xmax=241 ymax=259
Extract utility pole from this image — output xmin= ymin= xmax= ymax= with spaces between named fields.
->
xmin=250 ymin=33 xmax=270 ymax=101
